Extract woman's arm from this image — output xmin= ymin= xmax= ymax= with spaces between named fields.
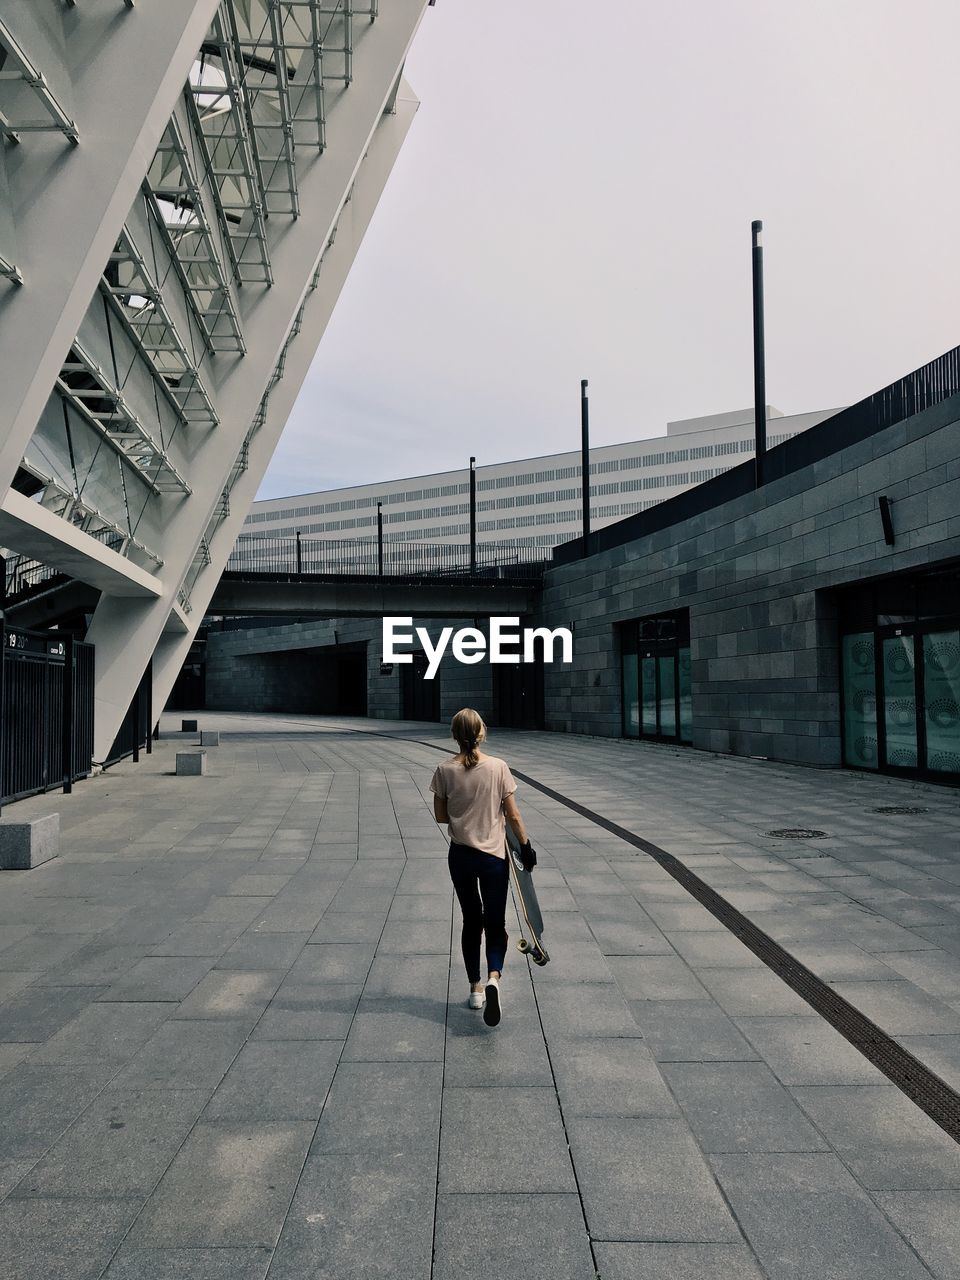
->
xmin=502 ymin=793 xmax=528 ymax=845
xmin=433 ymin=794 xmax=449 ymax=826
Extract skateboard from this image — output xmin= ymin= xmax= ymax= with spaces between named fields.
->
xmin=506 ymin=827 xmax=550 ymax=966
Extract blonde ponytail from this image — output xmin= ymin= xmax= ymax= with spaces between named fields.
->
xmin=451 ymin=707 xmax=486 ymax=768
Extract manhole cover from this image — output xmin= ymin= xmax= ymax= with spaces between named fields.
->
xmin=765 ymin=828 xmax=829 ymax=839
xmin=871 ymin=806 xmax=928 ymax=815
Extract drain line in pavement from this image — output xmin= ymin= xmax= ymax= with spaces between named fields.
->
xmin=345 ymin=726 xmax=960 ymax=1146
xmin=508 ymin=767 xmax=960 ymax=1146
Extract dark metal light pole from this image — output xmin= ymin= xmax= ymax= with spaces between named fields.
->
xmin=376 ymin=502 xmax=384 ymax=577
xmin=469 ymin=456 xmax=477 ymax=576
xmin=580 ymin=379 xmax=591 ymax=555
xmin=752 ymin=219 xmax=767 ymax=488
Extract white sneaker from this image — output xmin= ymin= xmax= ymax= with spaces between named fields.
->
xmin=468 ymin=990 xmax=484 ymax=1010
xmin=483 ymin=976 xmax=502 ymax=1027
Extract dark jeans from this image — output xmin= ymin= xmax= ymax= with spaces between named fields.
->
xmin=448 ymin=842 xmax=509 ymax=984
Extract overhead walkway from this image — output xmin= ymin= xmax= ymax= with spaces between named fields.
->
xmin=0 ymin=714 xmax=958 ymax=1278
xmin=4 ymin=535 xmax=548 ymax=623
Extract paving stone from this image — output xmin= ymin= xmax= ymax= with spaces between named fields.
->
xmin=535 ymin=982 xmax=641 ymax=1037
xmin=667 ymin=930 xmax=766 ymax=969
xmin=126 ymin=1120 xmax=314 ymax=1249
xmin=386 ymin=894 xmax=452 ymax=923
xmin=711 ymin=1152 xmax=935 ymax=1280
xmin=268 ymin=1146 xmax=436 ymax=1280
xmin=791 ymin=1084 xmax=960 ymax=1189
xmin=583 ymin=919 xmax=674 ymax=955
xmin=194 ymin=897 xmax=274 ymax=925
xmin=695 ymin=967 xmax=811 ymax=1016
xmin=113 ymin=1020 xmax=248 ymax=1090
xmin=783 ymin=947 xmax=901 ymax=983
xmin=662 ymin=1060 xmax=828 ymax=1153
xmin=376 ymin=920 xmax=453 ymax=955
xmin=593 ymin=1242 xmax=767 ymax=1280
xmin=0 ymin=1063 xmax=106 ymax=1160
xmin=608 ymin=955 xmax=709 ymax=1001
xmin=103 ymin=1246 xmax=273 ymax=1279
xmin=174 ymin=971 xmax=283 ymax=1025
xmin=313 ymin=1061 xmax=440 ymax=1154
xmin=898 ymin=1034 xmax=960 ymax=1092
xmin=11 ymin=1087 xmax=208 ymax=1199
xmin=440 ymin=1087 xmax=575 ymax=1193
xmin=342 ymin=996 xmax=446 ymax=1061
xmin=568 ymin=1116 xmax=739 ymax=1241
xmin=0 ymin=1043 xmax=31 ymax=1081
xmin=734 ymin=1015 xmax=885 ymax=1084
xmin=203 ymin=1040 xmax=343 ymax=1121
xmin=433 ymin=1193 xmax=594 ymax=1280
xmin=289 ymin=943 xmax=376 ymax=983
xmin=101 ymin=957 xmax=215 ymax=1003
xmin=550 ymin=1036 xmax=678 ymax=1117
xmin=35 ymin=942 xmax=151 ymax=987
xmin=641 ymin=901 xmax=729 ymax=932
xmin=879 ymin=949 xmax=960 ymax=999
xmin=829 ymin=979 xmax=960 ymax=1035
xmin=873 ymin=1190 xmax=960 ymax=1279
xmin=629 ymin=1000 xmax=758 ymax=1061
xmin=443 ymin=998 xmax=553 ymax=1086
xmin=215 ymin=931 xmax=310 ymax=972
xmin=0 ymin=984 xmax=106 ymax=1042
xmin=307 ymin=912 xmax=386 ymax=943
xmin=28 ymin=1000 xmax=170 ymax=1069
xmin=364 ymin=953 xmax=448 ymax=999
xmin=0 ymin=1197 xmax=136 ymax=1280
xmin=251 ymin=980 xmax=362 ymax=1040
xmin=226 ymin=874 xmax=292 ymax=896
xmin=147 ymin=922 xmax=246 ymax=959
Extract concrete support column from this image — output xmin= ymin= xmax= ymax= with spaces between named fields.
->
xmin=85 ymin=4 xmax=429 ymax=760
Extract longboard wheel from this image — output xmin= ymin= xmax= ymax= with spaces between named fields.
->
xmin=517 ymin=938 xmax=530 ymax=954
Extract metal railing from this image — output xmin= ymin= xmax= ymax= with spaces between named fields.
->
xmin=556 ymin=342 xmax=960 ymax=564
xmin=226 ymin=535 xmax=549 ymax=582
xmin=0 ymin=625 xmax=94 ymax=809
xmin=104 ymin=659 xmax=153 ymax=768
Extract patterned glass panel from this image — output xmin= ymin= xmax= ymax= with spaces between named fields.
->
xmin=842 ymin=632 xmax=878 ymax=769
xmin=923 ymin=630 xmax=960 ymax=775
xmin=678 ymin=646 xmax=692 ymax=742
xmin=622 ymin=651 xmax=639 ymax=738
xmin=658 ymin=655 xmax=676 ymax=737
xmin=641 ymin=657 xmax=657 ymax=734
xmin=882 ymin=635 xmax=917 ymax=769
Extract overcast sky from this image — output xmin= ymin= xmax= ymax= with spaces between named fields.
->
xmin=258 ymin=0 xmax=960 ymax=499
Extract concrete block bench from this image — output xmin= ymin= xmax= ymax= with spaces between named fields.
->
xmin=176 ymin=752 xmax=207 ymax=776
xmin=200 ymin=731 xmax=220 ymax=746
xmin=181 ymin=719 xmax=198 ymax=732
xmin=0 ymin=814 xmax=59 ymax=870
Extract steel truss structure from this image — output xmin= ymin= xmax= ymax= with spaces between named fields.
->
xmin=0 ymin=0 xmax=429 ymax=759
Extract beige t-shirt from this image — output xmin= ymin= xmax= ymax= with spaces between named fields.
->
xmin=429 ymin=755 xmax=517 ymax=858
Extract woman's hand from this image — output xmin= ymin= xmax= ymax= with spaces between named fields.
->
xmin=519 ymin=840 xmax=537 ymax=872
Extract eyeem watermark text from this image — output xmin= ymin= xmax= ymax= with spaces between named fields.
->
xmin=383 ymin=617 xmax=573 ymax=680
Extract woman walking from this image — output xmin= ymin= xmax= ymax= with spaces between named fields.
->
xmin=430 ymin=707 xmax=536 ymax=1027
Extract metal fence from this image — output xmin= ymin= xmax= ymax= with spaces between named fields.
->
xmin=226 ymin=535 xmax=549 ymax=581
xmin=104 ymin=659 xmax=153 ymax=768
xmin=0 ymin=624 xmax=94 ymax=808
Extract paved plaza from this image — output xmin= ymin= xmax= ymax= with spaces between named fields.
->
xmin=0 ymin=712 xmax=959 ymax=1279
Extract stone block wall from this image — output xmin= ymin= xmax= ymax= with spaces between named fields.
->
xmin=535 ymin=395 xmax=960 ymax=765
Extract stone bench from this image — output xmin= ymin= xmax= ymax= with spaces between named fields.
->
xmin=181 ymin=719 xmax=198 ymax=732
xmin=176 ymin=751 xmax=207 ymax=776
xmin=0 ymin=814 xmax=59 ymax=870
xmin=200 ymin=731 xmax=220 ymax=746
